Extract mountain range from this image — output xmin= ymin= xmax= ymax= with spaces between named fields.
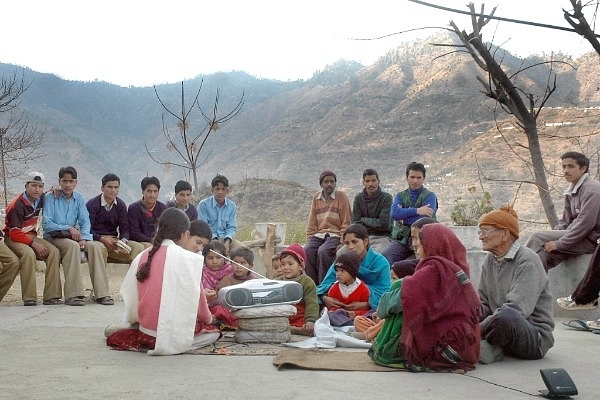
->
xmin=2 ymin=31 xmax=600 ymax=228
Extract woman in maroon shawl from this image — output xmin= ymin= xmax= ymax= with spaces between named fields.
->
xmin=371 ymin=223 xmax=481 ymax=371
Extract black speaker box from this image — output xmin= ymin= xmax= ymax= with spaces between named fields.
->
xmin=539 ymin=368 xmax=578 ymax=399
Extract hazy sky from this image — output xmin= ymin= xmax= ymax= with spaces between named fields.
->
xmin=2 ymin=0 xmax=594 ymax=87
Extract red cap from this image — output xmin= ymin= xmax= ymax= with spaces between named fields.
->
xmin=280 ymin=243 xmax=306 ymax=265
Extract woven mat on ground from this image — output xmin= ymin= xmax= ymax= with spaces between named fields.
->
xmin=186 ymin=333 xmax=305 ymax=356
xmin=273 ymin=348 xmax=403 ymax=372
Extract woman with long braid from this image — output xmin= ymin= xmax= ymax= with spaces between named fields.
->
xmin=107 ymin=208 xmax=220 ymax=355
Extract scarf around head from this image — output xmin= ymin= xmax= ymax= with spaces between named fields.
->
xmin=400 ymin=224 xmax=481 ymax=370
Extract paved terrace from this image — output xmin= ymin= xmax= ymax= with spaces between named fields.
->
xmin=0 ymin=303 xmax=597 ymax=399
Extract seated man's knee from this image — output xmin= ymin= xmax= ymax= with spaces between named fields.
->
xmin=489 ymin=307 xmax=522 ymax=329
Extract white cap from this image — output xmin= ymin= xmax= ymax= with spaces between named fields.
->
xmin=25 ymin=171 xmax=45 ymax=184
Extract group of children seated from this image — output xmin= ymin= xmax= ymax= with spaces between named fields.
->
xmin=202 ymin=235 xmax=371 ymax=337
xmin=106 ymin=211 xmax=377 ymax=353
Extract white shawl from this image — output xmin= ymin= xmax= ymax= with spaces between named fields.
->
xmin=120 ymin=239 xmax=203 ymax=355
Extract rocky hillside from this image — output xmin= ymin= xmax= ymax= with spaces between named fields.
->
xmin=2 ymin=32 xmax=600 ymax=231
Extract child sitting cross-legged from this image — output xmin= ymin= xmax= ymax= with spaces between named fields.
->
xmin=278 ymin=244 xmax=319 ymax=336
xmin=325 ymin=251 xmax=371 ymax=327
xmin=216 ymin=246 xmax=255 ymax=292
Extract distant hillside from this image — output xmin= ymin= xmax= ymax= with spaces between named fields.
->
xmin=2 ymin=31 xmax=600 ymax=229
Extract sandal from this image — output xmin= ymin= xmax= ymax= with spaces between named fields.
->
xmin=562 ymin=320 xmax=593 ymax=331
xmin=23 ymin=300 xmax=37 ymax=306
xmin=42 ymin=298 xmax=62 ymax=305
xmin=96 ymin=296 xmax=114 ymax=306
xmin=587 ymin=319 xmax=600 ymax=330
xmin=65 ymin=297 xmax=86 ymax=306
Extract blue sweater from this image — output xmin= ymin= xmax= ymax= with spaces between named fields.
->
xmin=317 ymin=247 xmax=391 ymax=309
xmin=390 ymin=187 xmax=438 ymax=227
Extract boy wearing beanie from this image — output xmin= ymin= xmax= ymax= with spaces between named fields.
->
xmin=279 ymin=244 xmax=319 ymax=336
xmin=325 ymin=251 xmax=370 ymax=327
xmin=477 ymin=205 xmax=554 ymax=364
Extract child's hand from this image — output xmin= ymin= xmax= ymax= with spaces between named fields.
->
xmin=372 ymin=312 xmax=381 ymax=323
xmin=303 ymin=322 xmax=315 ymax=336
xmin=347 ymin=310 xmax=356 ymax=319
xmin=205 ymin=288 xmax=217 ymax=300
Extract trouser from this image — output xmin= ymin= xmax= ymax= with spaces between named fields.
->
xmin=525 ymin=230 xmax=597 ymax=270
xmin=0 ymin=242 xmax=21 ymax=302
xmin=100 ymin=237 xmax=145 ymax=264
xmin=48 ymin=238 xmax=108 ymax=299
xmin=381 ymin=239 xmax=413 ymax=265
xmin=367 ymin=235 xmax=391 ymax=254
xmin=5 ymin=237 xmax=62 ymax=301
xmin=304 ymin=235 xmax=340 ymax=285
xmin=481 ymin=307 xmax=544 ymax=360
xmin=572 ymin=245 xmax=600 ymax=304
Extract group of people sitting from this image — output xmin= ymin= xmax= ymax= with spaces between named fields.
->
xmin=0 ymin=169 xmax=239 ymax=308
xmin=4 ymin=151 xmax=600 ymax=372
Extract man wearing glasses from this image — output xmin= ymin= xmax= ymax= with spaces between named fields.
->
xmin=476 ymin=205 xmax=554 ymax=364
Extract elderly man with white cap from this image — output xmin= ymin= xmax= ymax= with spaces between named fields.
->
xmin=477 ymin=205 xmax=554 ymax=364
xmin=1 ymin=171 xmax=62 ymax=306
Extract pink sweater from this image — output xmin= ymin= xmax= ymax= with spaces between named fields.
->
xmin=137 ymin=245 xmax=212 ymax=333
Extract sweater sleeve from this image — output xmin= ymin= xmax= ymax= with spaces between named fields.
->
xmin=360 ymin=193 xmax=393 ymax=232
xmin=351 ymin=195 xmax=362 ymax=224
xmin=305 ymin=195 xmax=319 ymax=238
xmin=556 ymin=189 xmax=600 ymax=250
xmin=197 ymin=285 xmax=213 ymax=324
xmin=301 ymin=276 xmax=320 ymax=324
xmin=339 ymin=192 xmax=352 ymax=235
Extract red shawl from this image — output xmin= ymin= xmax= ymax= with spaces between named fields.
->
xmin=400 ymin=224 xmax=481 ymax=371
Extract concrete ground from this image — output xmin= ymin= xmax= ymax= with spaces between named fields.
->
xmin=0 ymin=300 xmax=597 ymax=400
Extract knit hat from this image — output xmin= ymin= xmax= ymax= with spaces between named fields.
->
xmin=334 ymin=251 xmax=360 ymax=278
xmin=478 ymin=204 xmax=520 ymax=239
xmin=319 ymin=170 xmax=337 ymax=185
xmin=280 ymin=243 xmax=306 ymax=266
xmin=25 ymin=171 xmax=45 ymax=184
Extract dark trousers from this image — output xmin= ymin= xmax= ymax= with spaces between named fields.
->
xmin=572 ymin=245 xmax=600 ymax=304
xmin=381 ymin=240 xmax=413 ymax=265
xmin=482 ymin=307 xmax=543 ymax=360
xmin=304 ymin=235 xmax=340 ymax=285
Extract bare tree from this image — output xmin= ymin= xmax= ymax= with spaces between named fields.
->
xmin=0 ymin=69 xmax=43 ymax=208
xmin=146 ymin=81 xmax=244 ymax=194
xmin=421 ymin=0 xmax=600 ymax=226
xmin=427 ymin=3 xmax=562 ymax=226
xmin=563 ymin=0 xmax=600 ymax=54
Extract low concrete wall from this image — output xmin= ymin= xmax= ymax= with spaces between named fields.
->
xmin=465 ymin=250 xmax=598 ymax=320
xmin=39 ymin=222 xmax=598 ymax=320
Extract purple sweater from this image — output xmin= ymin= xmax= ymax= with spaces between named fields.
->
xmin=86 ymin=194 xmax=131 ymax=241
xmin=127 ymin=200 xmax=168 ymax=242
xmin=166 ymin=201 xmax=198 ymax=221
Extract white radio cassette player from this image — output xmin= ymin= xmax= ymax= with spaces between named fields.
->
xmin=218 ymin=279 xmax=303 ymax=309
